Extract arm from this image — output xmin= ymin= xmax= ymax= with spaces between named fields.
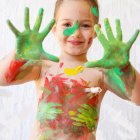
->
xmin=104 ymin=63 xmax=140 ymax=105
xmin=121 ymin=63 xmax=140 ymax=104
xmin=0 ymin=50 xmax=41 ymax=86
xmin=85 ymin=18 xmax=140 ymax=103
xmin=0 ymin=8 xmax=59 ymax=86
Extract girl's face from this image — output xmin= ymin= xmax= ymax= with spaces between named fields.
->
xmin=53 ymin=0 xmax=97 ymax=56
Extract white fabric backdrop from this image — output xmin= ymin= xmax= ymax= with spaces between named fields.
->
xmin=0 ymin=0 xmax=140 ymax=140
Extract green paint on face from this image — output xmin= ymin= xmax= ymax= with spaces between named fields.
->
xmin=63 ymin=20 xmax=79 ymax=36
xmin=91 ymin=7 xmax=99 ymax=17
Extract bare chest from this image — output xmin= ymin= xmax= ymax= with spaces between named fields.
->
xmin=34 ymin=63 xmax=104 ymax=140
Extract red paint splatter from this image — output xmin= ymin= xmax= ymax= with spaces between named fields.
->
xmin=38 ymin=73 xmax=99 ymax=138
xmin=59 ymin=62 xmax=64 ymax=68
xmin=5 ymin=59 xmax=26 ymax=83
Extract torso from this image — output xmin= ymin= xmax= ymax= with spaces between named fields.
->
xmin=30 ymin=60 xmax=106 ymax=140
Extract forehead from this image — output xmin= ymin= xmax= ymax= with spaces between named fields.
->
xmin=56 ymin=0 xmax=94 ymax=21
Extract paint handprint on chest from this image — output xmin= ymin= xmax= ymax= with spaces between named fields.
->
xmin=37 ymin=64 xmax=99 ymax=138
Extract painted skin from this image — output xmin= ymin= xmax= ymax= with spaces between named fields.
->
xmin=85 ymin=19 xmax=139 ymax=97
xmin=4 ymin=5 xmax=139 ymax=140
xmin=7 ymin=7 xmax=59 ymax=62
xmin=63 ymin=20 xmax=79 ymax=37
xmin=85 ymin=18 xmax=139 ymax=69
xmin=5 ymin=7 xmax=59 ymax=83
xmin=37 ymin=70 xmax=99 ymax=140
xmin=91 ymin=7 xmax=99 ymax=17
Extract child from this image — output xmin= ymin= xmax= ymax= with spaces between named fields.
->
xmin=0 ymin=0 xmax=140 ymax=140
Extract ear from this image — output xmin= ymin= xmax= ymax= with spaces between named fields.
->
xmin=93 ymin=23 xmax=101 ymax=38
xmin=92 ymin=29 xmax=97 ymax=39
xmin=51 ymin=23 xmax=56 ymax=35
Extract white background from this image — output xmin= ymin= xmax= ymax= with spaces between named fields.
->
xmin=0 ymin=0 xmax=140 ymax=140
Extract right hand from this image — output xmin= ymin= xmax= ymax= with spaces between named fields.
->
xmin=7 ymin=7 xmax=59 ymax=62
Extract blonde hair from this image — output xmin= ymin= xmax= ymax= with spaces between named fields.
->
xmin=54 ymin=0 xmax=99 ymax=23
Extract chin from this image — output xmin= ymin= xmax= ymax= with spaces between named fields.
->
xmin=67 ymin=50 xmax=87 ymax=56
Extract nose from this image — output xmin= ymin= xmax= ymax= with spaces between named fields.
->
xmin=72 ymin=27 xmax=82 ymax=38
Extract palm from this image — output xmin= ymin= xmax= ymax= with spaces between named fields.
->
xmin=7 ymin=7 xmax=59 ymax=62
xmin=16 ymin=30 xmax=45 ymax=60
xmin=85 ymin=18 xmax=139 ymax=68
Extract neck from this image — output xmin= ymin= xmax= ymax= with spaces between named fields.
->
xmin=59 ymin=52 xmax=87 ymax=66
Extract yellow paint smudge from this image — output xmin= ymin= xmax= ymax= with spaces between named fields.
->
xmin=68 ymin=110 xmax=76 ymax=116
xmin=64 ymin=65 xmax=84 ymax=76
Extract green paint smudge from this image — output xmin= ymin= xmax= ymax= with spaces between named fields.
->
xmin=71 ymin=104 xmax=98 ymax=131
xmin=63 ymin=20 xmax=79 ymax=36
xmin=37 ymin=102 xmax=63 ymax=121
xmin=105 ymin=68 xmax=126 ymax=96
xmin=91 ymin=7 xmax=99 ymax=17
xmin=113 ymin=67 xmax=123 ymax=76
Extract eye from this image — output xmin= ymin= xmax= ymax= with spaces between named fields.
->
xmin=82 ymin=24 xmax=91 ymax=28
xmin=63 ymin=23 xmax=72 ymax=28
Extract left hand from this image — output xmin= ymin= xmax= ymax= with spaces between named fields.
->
xmin=85 ymin=18 xmax=139 ymax=69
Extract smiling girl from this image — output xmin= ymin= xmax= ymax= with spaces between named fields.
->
xmin=0 ymin=0 xmax=140 ymax=140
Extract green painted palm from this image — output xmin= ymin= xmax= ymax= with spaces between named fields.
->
xmin=84 ymin=19 xmax=139 ymax=97
xmin=71 ymin=104 xmax=98 ymax=131
xmin=85 ymin=18 xmax=139 ymax=68
xmin=7 ymin=7 xmax=59 ymax=62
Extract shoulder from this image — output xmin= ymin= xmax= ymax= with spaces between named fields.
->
xmin=41 ymin=60 xmax=58 ymax=69
xmin=86 ymin=67 xmax=107 ymax=91
xmin=40 ymin=60 xmax=59 ymax=76
xmin=85 ymin=67 xmax=103 ymax=81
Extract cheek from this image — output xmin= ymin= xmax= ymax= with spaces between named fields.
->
xmin=57 ymin=29 xmax=67 ymax=40
xmin=84 ymin=30 xmax=94 ymax=44
xmin=88 ymin=37 xmax=93 ymax=45
xmin=56 ymin=31 xmax=65 ymax=42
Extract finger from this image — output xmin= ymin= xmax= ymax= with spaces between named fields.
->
xmin=126 ymin=30 xmax=139 ymax=51
xmin=84 ymin=59 xmax=104 ymax=68
xmin=41 ymin=50 xmax=59 ymax=62
xmin=94 ymin=24 xmax=109 ymax=50
xmin=24 ymin=7 xmax=30 ymax=30
xmin=33 ymin=8 xmax=44 ymax=32
xmin=104 ymin=18 xmax=115 ymax=41
xmin=7 ymin=20 xmax=20 ymax=36
xmin=116 ymin=19 xmax=122 ymax=41
xmin=40 ymin=19 xmax=55 ymax=40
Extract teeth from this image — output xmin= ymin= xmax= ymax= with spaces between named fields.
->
xmin=84 ymin=87 xmax=102 ymax=94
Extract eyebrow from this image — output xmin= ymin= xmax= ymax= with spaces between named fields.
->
xmin=61 ymin=19 xmax=92 ymax=22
